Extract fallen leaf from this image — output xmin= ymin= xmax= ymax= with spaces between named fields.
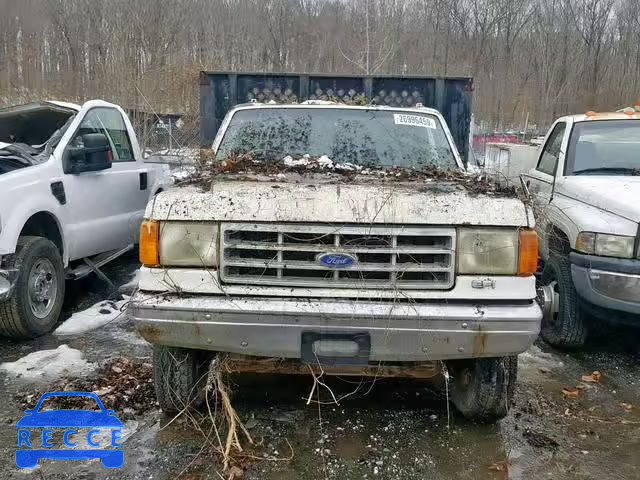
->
xmin=620 ymin=402 xmax=633 ymax=412
xmin=93 ymin=386 xmax=116 ymax=396
xmin=562 ymin=387 xmax=580 ymax=398
xmin=523 ymin=429 xmax=559 ymax=448
xmin=227 ymin=466 xmax=244 ymax=480
xmin=575 ymin=384 xmax=587 ymax=390
xmin=581 ymin=371 xmax=602 ymax=383
xmin=488 ymin=460 xmax=509 ymax=472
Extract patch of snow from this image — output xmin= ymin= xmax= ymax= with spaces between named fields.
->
xmin=333 ymin=161 xmax=362 ymax=171
xmin=520 ymin=345 xmax=564 ymax=369
xmin=119 ymin=270 xmax=140 ymax=295
xmin=0 ymin=345 xmax=93 ymax=380
xmin=148 ymin=147 xmax=199 ymax=158
xmin=281 ymin=154 xmax=363 ymax=172
xmin=54 ymin=297 xmax=129 ymax=336
xmin=316 ymin=155 xmax=334 ymax=168
xmin=171 ymin=165 xmax=197 ymax=181
xmin=283 ymin=155 xmax=311 ymax=167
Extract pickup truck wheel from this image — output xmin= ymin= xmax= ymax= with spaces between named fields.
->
xmin=540 ymin=254 xmax=587 ymax=348
xmin=449 ymin=356 xmax=517 ymax=422
xmin=153 ymin=345 xmax=211 ymax=414
xmin=0 ymin=236 xmax=65 ymax=339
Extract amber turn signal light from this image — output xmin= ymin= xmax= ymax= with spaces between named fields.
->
xmin=140 ymin=220 xmax=159 ymax=266
xmin=518 ymin=229 xmax=538 ymax=276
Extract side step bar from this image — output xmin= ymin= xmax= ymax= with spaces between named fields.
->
xmin=67 ymin=244 xmax=134 ymax=280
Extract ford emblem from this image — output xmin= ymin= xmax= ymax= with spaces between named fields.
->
xmin=317 ymin=252 xmax=357 ymax=268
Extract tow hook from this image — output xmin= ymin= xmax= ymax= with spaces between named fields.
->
xmin=536 ymin=281 xmax=559 ymax=321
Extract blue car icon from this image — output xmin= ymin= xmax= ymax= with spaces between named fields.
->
xmin=15 ymin=391 xmax=124 ymax=468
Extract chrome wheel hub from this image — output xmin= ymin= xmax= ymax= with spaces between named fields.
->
xmin=28 ymin=259 xmax=57 ymax=319
xmin=538 ymin=281 xmax=560 ymax=323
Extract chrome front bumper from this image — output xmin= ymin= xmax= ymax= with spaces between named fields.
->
xmin=570 ymin=253 xmax=640 ymax=316
xmin=132 ymin=293 xmax=541 ymax=362
xmin=0 ymin=268 xmax=18 ymax=302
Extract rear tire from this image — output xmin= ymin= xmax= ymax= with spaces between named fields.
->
xmin=540 ymin=254 xmax=587 ymax=348
xmin=449 ymin=356 xmax=517 ymax=422
xmin=153 ymin=345 xmax=211 ymax=414
xmin=0 ymin=236 xmax=65 ymax=339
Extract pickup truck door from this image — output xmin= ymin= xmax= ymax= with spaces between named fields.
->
xmin=61 ymin=106 xmax=144 ymax=260
xmin=523 ymin=121 xmax=568 ymax=236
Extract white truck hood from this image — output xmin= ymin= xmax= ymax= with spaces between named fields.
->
xmin=0 ymin=101 xmax=77 ymax=146
xmin=147 ymin=180 xmax=531 ymax=227
xmin=556 ymin=176 xmax=640 ymax=223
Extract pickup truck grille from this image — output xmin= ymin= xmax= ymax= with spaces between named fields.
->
xmin=220 ymin=223 xmax=456 ymax=289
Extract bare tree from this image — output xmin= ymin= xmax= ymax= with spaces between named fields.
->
xmin=0 ymin=0 xmax=637 ymax=131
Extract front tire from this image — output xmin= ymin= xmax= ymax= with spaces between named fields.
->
xmin=153 ymin=345 xmax=211 ymax=414
xmin=540 ymin=254 xmax=587 ymax=348
xmin=0 ymin=236 xmax=65 ymax=339
xmin=449 ymin=356 xmax=517 ymax=422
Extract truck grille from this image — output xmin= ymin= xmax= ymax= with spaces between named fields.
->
xmin=220 ymin=223 xmax=456 ymax=289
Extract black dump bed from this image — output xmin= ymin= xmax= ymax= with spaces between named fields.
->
xmin=199 ymin=72 xmax=473 ymax=161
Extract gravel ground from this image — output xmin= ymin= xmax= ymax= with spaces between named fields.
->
xmin=0 ymin=252 xmax=639 ymax=479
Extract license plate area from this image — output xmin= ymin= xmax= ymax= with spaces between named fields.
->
xmin=301 ymin=332 xmax=371 ymax=366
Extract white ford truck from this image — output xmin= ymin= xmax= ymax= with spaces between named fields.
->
xmin=524 ymin=108 xmax=640 ymax=347
xmin=133 ymin=103 xmax=542 ymax=421
xmin=0 ymin=100 xmax=170 ymax=338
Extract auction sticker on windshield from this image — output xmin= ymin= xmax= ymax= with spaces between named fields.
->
xmin=393 ymin=113 xmax=436 ymax=129
xmin=15 ymin=391 xmax=124 ymax=468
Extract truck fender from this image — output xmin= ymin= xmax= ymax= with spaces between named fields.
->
xmin=540 ymin=195 xmax=637 ymax=260
xmin=147 ymin=164 xmax=173 ymax=200
xmin=0 ymin=200 xmax=68 ymax=265
xmin=536 ymin=201 xmax=578 ymax=261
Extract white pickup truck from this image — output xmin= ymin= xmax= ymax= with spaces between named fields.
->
xmin=132 ymin=102 xmax=542 ymax=421
xmin=0 ymin=100 xmax=170 ymax=338
xmin=524 ymin=108 xmax=640 ymax=347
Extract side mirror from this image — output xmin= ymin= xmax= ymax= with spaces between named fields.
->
xmin=64 ymin=133 xmax=112 ymax=174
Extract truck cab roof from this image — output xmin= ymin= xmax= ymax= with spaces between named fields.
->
xmin=231 ymin=100 xmax=443 ymax=117
xmin=560 ymin=109 xmax=640 ymax=124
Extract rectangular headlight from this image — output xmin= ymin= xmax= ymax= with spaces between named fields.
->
xmin=458 ymin=228 xmax=518 ymax=274
xmin=159 ymin=222 xmax=218 ymax=267
xmin=576 ymin=232 xmax=634 ymax=259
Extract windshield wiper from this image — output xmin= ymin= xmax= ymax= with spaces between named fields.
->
xmin=573 ymin=167 xmax=640 ymax=176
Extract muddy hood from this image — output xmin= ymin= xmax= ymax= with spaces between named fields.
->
xmin=148 ymin=181 xmax=531 ymax=227
xmin=557 ymin=177 xmax=640 ymax=223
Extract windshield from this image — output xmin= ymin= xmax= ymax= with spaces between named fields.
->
xmin=566 ymin=120 xmax=640 ymax=175
xmin=215 ymin=108 xmax=458 ymax=169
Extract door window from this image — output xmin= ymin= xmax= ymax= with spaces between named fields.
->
xmin=536 ymin=122 xmax=566 ymax=176
xmin=69 ymin=108 xmax=134 ymax=162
